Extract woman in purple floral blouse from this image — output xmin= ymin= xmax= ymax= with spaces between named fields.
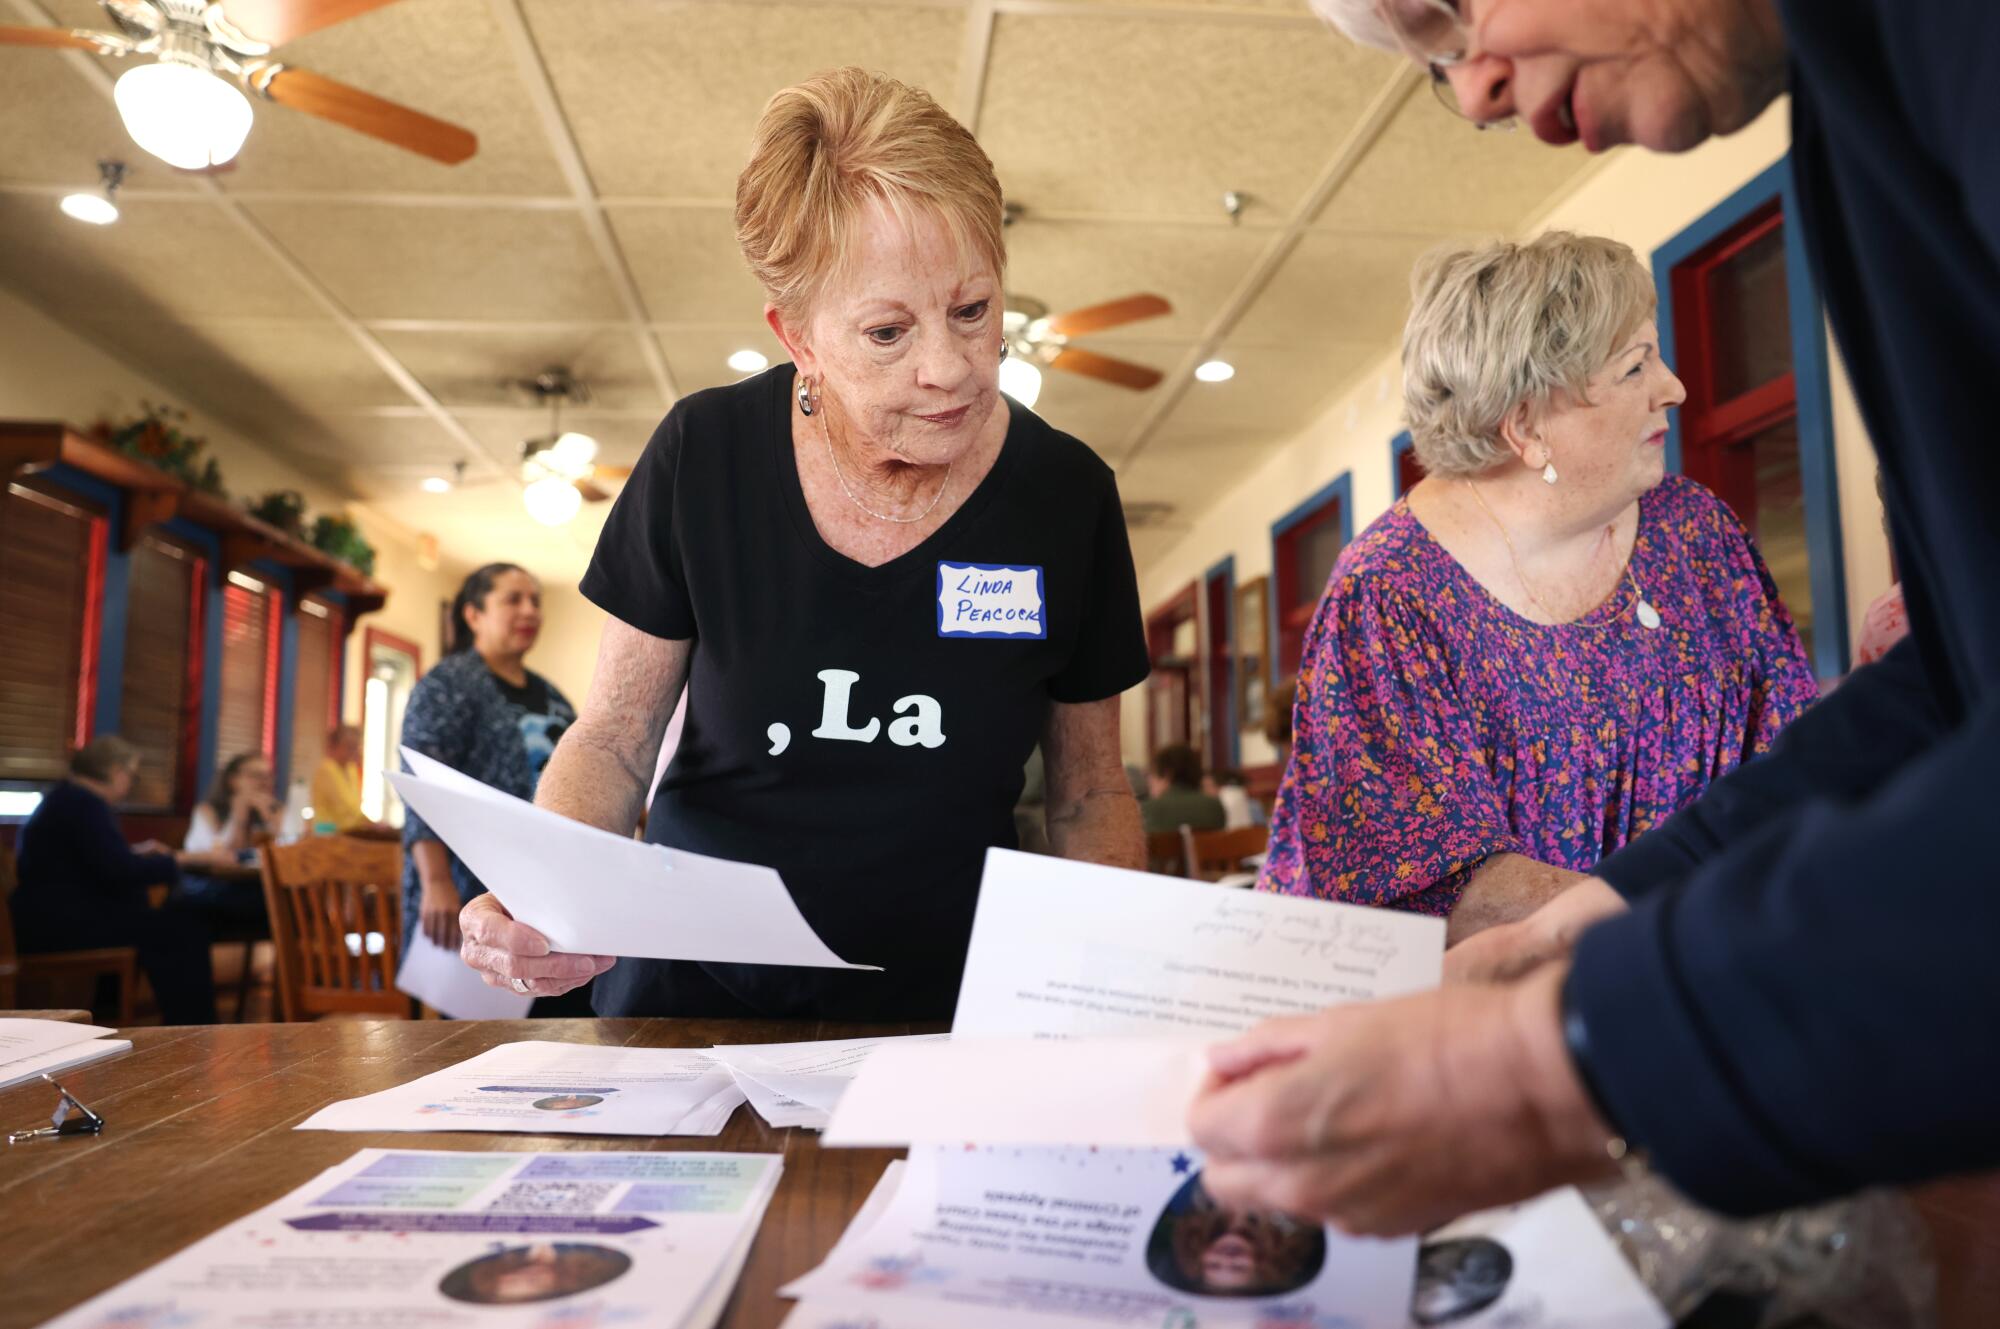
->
xmin=1260 ymin=233 xmax=1816 ymax=941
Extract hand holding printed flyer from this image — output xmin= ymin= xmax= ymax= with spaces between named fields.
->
xmin=41 ymin=1149 xmax=782 ymax=1329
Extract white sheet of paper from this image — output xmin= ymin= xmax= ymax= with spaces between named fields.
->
xmin=708 ymin=1033 xmax=950 ymax=1128
xmin=821 ymin=1036 xmax=1209 ymax=1148
xmin=0 ymin=1036 xmax=132 ymax=1091
xmin=1412 ymin=1187 xmax=1667 ymax=1329
xmin=395 ymin=930 xmax=532 ymax=1020
xmin=784 ymin=1144 xmax=1415 ymax=1329
xmin=0 ymin=1017 xmax=116 ymax=1064
xmin=390 ymin=748 xmax=875 ymax=970
xmin=951 ymin=849 xmax=1444 ymax=1038
xmin=295 ymin=1040 xmax=745 ymax=1136
xmin=40 ymin=1148 xmax=782 ymax=1329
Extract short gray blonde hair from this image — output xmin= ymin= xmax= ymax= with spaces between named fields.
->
xmin=1402 ymin=232 xmax=1657 ymax=477
xmin=1304 ymin=0 xmax=1405 ymax=55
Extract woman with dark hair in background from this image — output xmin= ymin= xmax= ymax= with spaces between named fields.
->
xmin=398 ymin=562 xmax=581 ymax=1013
xmin=11 ymin=736 xmax=236 ymax=1023
xmin=177 ymin=750 xmax=282 ymax=930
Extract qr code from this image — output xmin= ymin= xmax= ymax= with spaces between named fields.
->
xmin=486 ymin=1181 xmax=616 ymax=1213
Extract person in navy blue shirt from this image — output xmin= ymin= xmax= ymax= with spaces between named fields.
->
xmin=12 ymin=736 xmax=236 ymax=1024
xmin=1188 ymin=0 xmax=2000 ymax=1232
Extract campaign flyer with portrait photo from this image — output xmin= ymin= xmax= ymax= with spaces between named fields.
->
xmin=783 ymin=1143 xmax=1414 ymax=1328
xmin=42 ymin=1148 xmax=782 ymax=1329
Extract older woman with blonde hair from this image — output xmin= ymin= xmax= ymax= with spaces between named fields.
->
xmin=1259 ymin=231 xmax=1815 ymax=940
xmin=454 ymin=68 xmax=1149 ymax=1018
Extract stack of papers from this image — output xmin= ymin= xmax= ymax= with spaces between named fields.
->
xmin=389 ymin=747 xmax=876 ymax=969
xmin=790 ymin=849 xmax=1449 ymax=1327
xmin=297 ymin=1041 xmax=745 ymax=1136
xmin=41 ymin=1148 xmax=783 ymax=1329
xmin=0 ymin=1017 xmax=131 ymax=1090
xmin=707 ymin=1033 xmax=949 ymax=1130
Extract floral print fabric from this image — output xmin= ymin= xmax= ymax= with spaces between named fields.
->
xmin=1259 ymin=475 xmax=1817 ymax=916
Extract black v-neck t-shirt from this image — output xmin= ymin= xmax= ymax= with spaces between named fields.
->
xmin=579 ymin=367 xmax=1148 ymax=1019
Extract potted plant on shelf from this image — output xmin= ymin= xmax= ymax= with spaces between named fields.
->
xmin=93 ymin=401 xmax=226 ymax=496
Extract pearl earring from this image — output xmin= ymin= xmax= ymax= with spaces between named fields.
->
xmin=1542 ymin=460 xmax=1559 ymax=486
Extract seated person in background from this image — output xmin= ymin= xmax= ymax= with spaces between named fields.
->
xmin=11 ymin=736 xmax=233 ymax=1024
xmin=309 ymin=724 xmax=377 ymax=833
xmin=1259 ymin=232 xmax=1817 ymax=943
xmin=1263 ymin=675 xmax=1297 ymax=770
xmin=179 ymin=751 xmax=280 ymax=929
xmin=1204 ymin=769 xmax=1265 ymax=829
xmin=1142 ymin=744 xmax=1228 ymax=835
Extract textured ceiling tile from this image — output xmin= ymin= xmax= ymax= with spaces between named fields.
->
xmin=212 ymin=0 xmax=569 ymax=195
xmin=655 ymin=326 xmax=790 ymax=398
xmin=244 ymin=201 xmax=623 ymax=320
xmin=1231 ymin=229 xmax=1447 ymax=347
xmin=1004 ymin=220 xmax=1264 ymax=341
xmin=70 ymin=319 xmax=411 ymax=415
xmin=608 ymin=206 xmax=770 ymax=324
xmin=1159 ymin=340 xmax=1378 ymax=436
xmin=980 ymin=13 xmax=1397 ymax=218
xmin=0 ymin=47 xmax=198 ymax=190
xmin=376 ymin=326 xmax=665 ymax=412
xmin=527 ymin=0 xmax=965 ymax=199
xmin=361 ymin=480 xmax=605 ymax=585
xmin=1317 ymin=97 xmax=1600 ymax=233
xmin=0 ymin=194 xmax=310 ymax=318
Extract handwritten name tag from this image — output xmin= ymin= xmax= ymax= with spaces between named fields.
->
xmin=937 ymin=562 xmax=1047 ymax=639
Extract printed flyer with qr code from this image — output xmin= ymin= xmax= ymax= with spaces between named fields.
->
xmin=41 ymin=1149 xmax=781 ymax=1329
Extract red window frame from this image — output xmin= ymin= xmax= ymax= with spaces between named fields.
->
xmin=1669 ymin=199 xmax=1799 ymax=527
xmin=1272 ymin=492 xmax=1345 ymax=678
xmin=74 ymin=513 xmax=109 ymax=749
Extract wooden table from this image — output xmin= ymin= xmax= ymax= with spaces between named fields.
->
xmin=2 ymin=1020 xmax=1993 ymax=1329
xmin=0 ymin=1018 xmax=914 ymax=1329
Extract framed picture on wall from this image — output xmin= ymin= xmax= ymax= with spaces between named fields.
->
xmin=1235 ymin=576 xmax=1270 ymax=728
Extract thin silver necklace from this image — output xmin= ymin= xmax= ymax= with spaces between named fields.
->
xmin=818 ymin=406 xmax=952 ymax=525
xmin=1463 ymin=479 xmax=1661 ymax=630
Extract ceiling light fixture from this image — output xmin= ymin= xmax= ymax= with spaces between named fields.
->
xmin=113 ymin=54 xmax=254 ymax=171
xmin=523 ymin=474 xmax=582 ymax=526
xmin=998 ymin=355 xmax=1044 ymax=408
xmin=1195 ymin=360 xmax=1236 ymax=383
xmin=727 ymin=349 xmax=769 ymax=374
xmin=546 ymin=430 xmax=599 ymax=477
xmin=60 ymin=160 xmax=126 ymax=226
xmin=420 ymin=475 xmax=451 ymax=494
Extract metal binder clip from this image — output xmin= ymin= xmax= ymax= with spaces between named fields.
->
xmin=6 ymin=1073 xmax=105 ymax=1144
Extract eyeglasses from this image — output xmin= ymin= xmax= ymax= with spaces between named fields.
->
xmin=6 ymin=1074 xmax=105 ymax=1144
xmin=1375 ymin=0 xmax=1517 ymax=131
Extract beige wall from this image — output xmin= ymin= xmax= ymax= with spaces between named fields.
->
xmin=1123 ymin=99 xmax=1892 ymax=767
xmin=533 ymin=585 xmax=610 ymax=712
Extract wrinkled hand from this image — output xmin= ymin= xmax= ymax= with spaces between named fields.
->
xmin=1187 ymin=963 xmax=1615 ymax=1236
xmin=458 ymin=893 xmax=615 ymax=998
xmin=1445 ymin=876 xmax=1628 ymax=986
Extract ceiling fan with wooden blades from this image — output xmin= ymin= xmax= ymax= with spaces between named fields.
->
xmin=0 ymin=0 xmax=477 ymax=170
xmin=1001 ymin=293 xmax=1172 ymax=406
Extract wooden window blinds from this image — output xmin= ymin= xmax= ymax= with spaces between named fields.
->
xmin=120 ymin=534 xmax=202 ymax=810
xmin=215 ymin=575 xmax=275 ymax=769
xmin=289 ymin=599 xmax=337 ymax=789
xmin=0 ymin=485 xmax=97 ymax=785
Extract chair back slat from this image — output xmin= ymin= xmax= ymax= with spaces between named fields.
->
xmin=1185 ymin=826 xmax=1271 ymax=883
xmin=260 ymin=837 xmax=406 ymax=1022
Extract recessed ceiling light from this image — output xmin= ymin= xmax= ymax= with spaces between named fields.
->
xmin=728 ymin=349 xmax=769 ymax=374
xmin=420 ymin=475 xmax=451 ymax=494
xmin=1195 ymin=360 xmax=1236 ymax=383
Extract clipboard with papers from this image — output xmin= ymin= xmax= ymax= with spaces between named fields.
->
xmin=389 ymin=747 xmax=877 ymax=971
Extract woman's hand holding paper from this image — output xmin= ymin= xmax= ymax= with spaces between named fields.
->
xmin=458 ymin=893 xmax=616 ymax=997
xmin=1187 ymin=962 xmax=1616 ymax=1236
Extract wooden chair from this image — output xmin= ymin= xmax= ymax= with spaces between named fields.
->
xmin=1183 ymin=825 xmax=1270 ymax=884
xmin=0 ymin=844 xmax=140 ymax=1023
xmin=1145 ymin=830 xmax=1191 ymax=877
xmin=259 ymin=837 xmax=407 ymax=1022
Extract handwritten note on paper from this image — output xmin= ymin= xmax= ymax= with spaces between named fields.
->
xmin=952 ymin=850 xmax=1443 ymax=1039
xmin=936 ymin=562 xmax=1047 ymax=639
